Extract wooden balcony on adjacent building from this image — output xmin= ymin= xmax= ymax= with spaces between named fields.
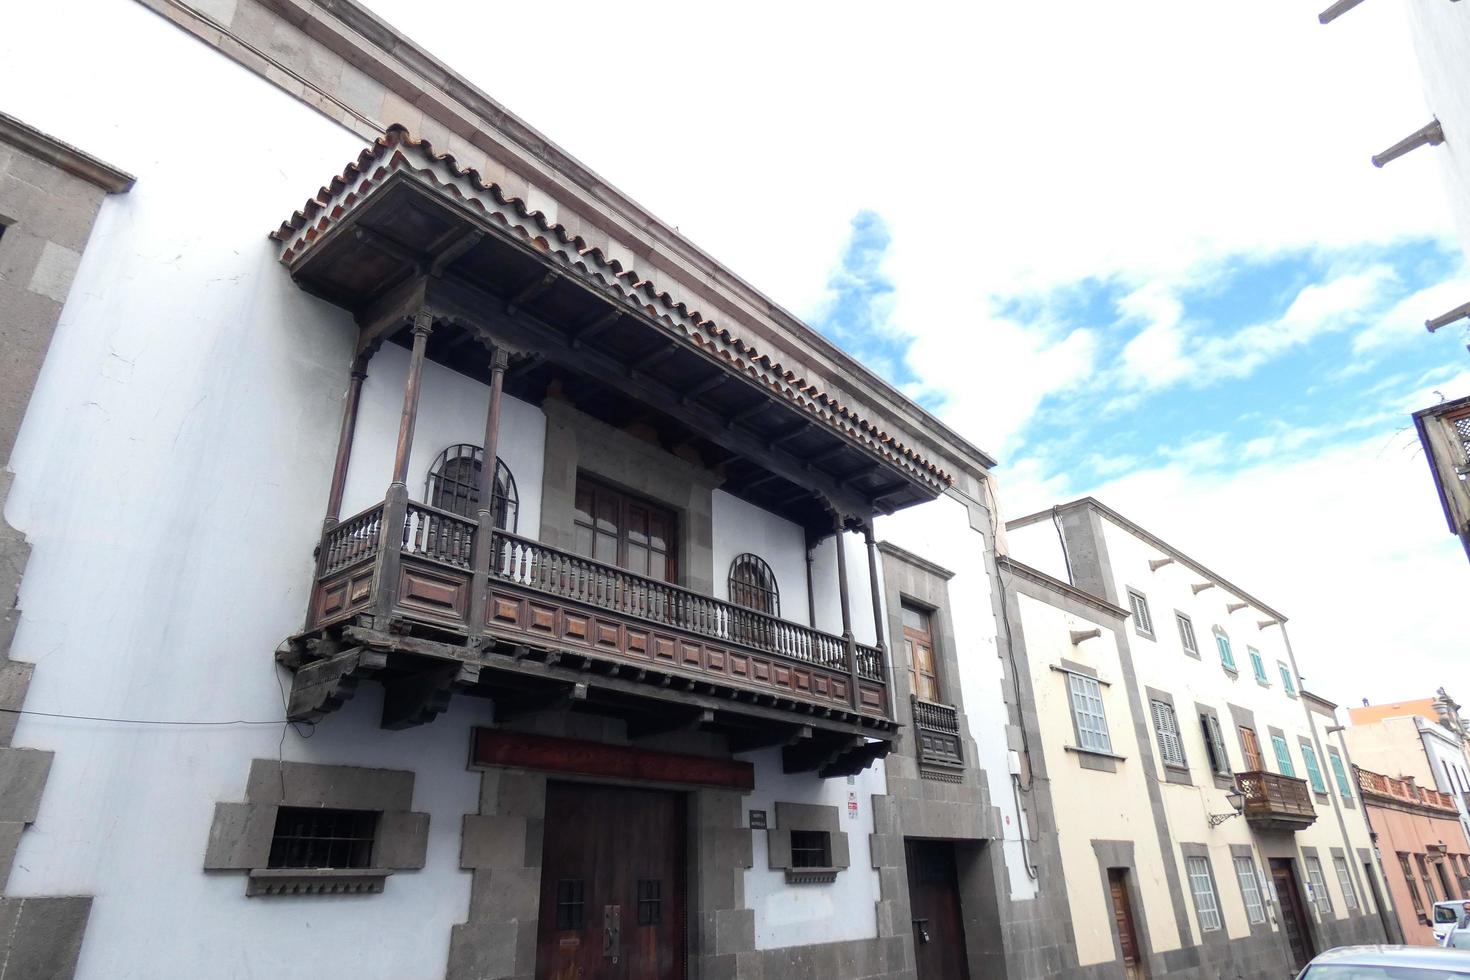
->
xmin=1356 ymin=767 xmax=1462 ymax=815
xmin=1235 ymin=770 xmax=1318 ymax=831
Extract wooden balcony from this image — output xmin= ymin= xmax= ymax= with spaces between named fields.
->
xmin=910 ymin=697 xmax=964 ymax=776
xmin=1236 ymin=770 xmax=1318 ymax=831
xmin=284 ymin=496 xmax=896 ymax=776
xmin=1356 ymin=767 xmax=1462 ymax=815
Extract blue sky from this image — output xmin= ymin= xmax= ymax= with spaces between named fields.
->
xmin=360 ymin=0 xmax=1469 ymax=701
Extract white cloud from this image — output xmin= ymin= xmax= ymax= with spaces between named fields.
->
xmin=1353 ymin=275 xmax=1470 ymax=353
xmin=1010 ymin=419 xmax=1470 ymax=704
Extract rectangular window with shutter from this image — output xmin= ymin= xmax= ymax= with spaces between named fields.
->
xmin=1151 ymin=699 xmax=1186 ymax=768
xmin=1234 ymin=855 xmax=1266 ymax=924
xmin=1249 ymin=647 xmax=1268 ymax=684
xmin=1240 ymin=726 xmax=1264 ymax=770
xmin=1200 ymin=713 xmax=1231 ymax=777
xmin=1306 ymin=856 xmax=1333 ymax=915
xmin=1278 ymin=662 xmax=1297 ymax=696
xmin=1128 ymin=589 xmax=1154 ymax=639
xmin=1333 ymin=856 xmax=1359 ymax=911
xmin=1400 ymin=853 xmax=1425 ymax=914
xmin=1271 ymin=735 xmax=1296 ymax=777
xmin=1301 ymin=742 xmax=1328 ymax=794
xmin=1328 ymin=749 xmax=1353 ymax=801
xmin=1214 ymin=631 xmax=1236 ymax=671
xmin=1176 ymin=613 xmax=1198 ymax=656
xmin=1067 ymin=673 xmax=1113 ymax=754
xmin=1186 ymin=856 xmax=1223 ymax=932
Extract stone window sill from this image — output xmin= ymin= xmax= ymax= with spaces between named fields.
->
xmin=246 ymin=867 xmax=392 ymax=897
xmin=1222 ymin=666 xmax=1239 ymax=678
xmin=784 ymin=867 xmax=840 ymax=885
xmin=1064 ymin=745 xmax=1126 ymax=763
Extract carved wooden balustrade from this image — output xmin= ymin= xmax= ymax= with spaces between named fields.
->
xmin=1356 ymin=767 xmax=1462 ymax=814
xmin=1235 ymin=770 xmax=1317 ymax=830
xmin=304 ymin=502 xmax=891 ymax=720
xmin=910 ymin=696 xmax=964 ymax=775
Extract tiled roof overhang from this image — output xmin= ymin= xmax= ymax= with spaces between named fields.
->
xmin=273 ymin=126 xmax=954 ymax=498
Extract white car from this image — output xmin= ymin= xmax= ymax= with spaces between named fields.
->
xmin=1436 ymin=901 xmax=1470 ymax=945
xmin=1295 ymin=946 xmax=1470 ymax=979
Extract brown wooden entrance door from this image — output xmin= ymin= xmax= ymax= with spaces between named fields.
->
xmin=906 ymin=839 xmax=970 ymax=980
xmin=1271 ymin=858 xmax=1315 ymax=971
xmin=536 ymin=782 xmax=685 ymax=980
xmin=1108 ymin=868 xmax=1147 ymax=980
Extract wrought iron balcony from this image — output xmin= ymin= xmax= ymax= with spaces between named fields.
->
xmin=910 ymin=697 xmax=964 ymax=775
xmin=288 ymin=495 xmax=895 ymax=772
xmin=1235 ymin=770 xmax=1317 ymax=831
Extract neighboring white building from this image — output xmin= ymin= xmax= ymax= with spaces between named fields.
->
xmin=1005 ymin=498 xmax=1397 ymax=977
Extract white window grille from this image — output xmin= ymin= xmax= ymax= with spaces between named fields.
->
xmin=1187 ymin=856 xmax=1223 ymax=931
xmin=1233 ymin=855 xmax=1266 ymax=924
xmin=1067 ymin=673 xmax=1113 ymax=754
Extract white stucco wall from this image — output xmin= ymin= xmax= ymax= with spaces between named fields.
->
xmin=878 ymin=490 xmax=1041 ymax=903
xmin=0 ymin=2 xmax=493 ymax=979
xmin=710 ymin=489 xmax=811 ymax=626
xmin=1402 ymin=0 xmax=1470 ymax=262
xmin=337 ymin=342 xmax=546 ymax=532
xmin=741 ymin=752 xmax=885 ymax=949
xmin=1015 ymin=592 xmax=1183 ymax=965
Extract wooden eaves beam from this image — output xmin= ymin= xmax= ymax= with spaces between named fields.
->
xmin=423 ymin=273 xmax=895 ymax=518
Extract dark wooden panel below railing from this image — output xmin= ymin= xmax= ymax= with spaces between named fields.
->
xmin=1237 ymin=770 xmax=1315 ymax=825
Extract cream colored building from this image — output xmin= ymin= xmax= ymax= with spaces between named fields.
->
xmin=1003 ymin=498 xmax=1398 ymax=978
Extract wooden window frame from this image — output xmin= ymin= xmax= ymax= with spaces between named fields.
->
xmin=902 ymin=601 xmax=942 ymax=703
xmin=572 ymin=474 xmax=678 ymax=584
xmin=1400 ymin=853 xmax=1425 ymax=915
xmin=425 ymin=444 xmax=519 ymax=531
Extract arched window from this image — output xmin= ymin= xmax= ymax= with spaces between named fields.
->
xmin=425 ymin=444 xmax=518 ymax=532
xmin=728 ymin=554 xmax=779 ymax=617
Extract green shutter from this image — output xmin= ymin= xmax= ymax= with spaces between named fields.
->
xmin=1249 ymin=648 xmax=1267 ymax=683
xmin=1302 ymin=744 xmax=1327 ymax=794
xmin=1272 ymin=735 xmax=1296 ymax=777
xmin=1329 ymin=751 xmax=1353 ymax=799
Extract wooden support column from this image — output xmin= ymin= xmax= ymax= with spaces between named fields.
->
xmin=322 ymin=354 xmax=370 ymax=529
xmin=863 ymin=520 xmax=885 ymax=653
xmin=832 ymin=512 xmax=860 ymax=709
xmin=373 ymin=311 xmax=433 ymax=622
xmin=468 ymin=346 xmax=510 ymax=639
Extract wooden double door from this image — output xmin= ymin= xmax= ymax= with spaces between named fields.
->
xmin=536 ymin=782 xmax=685 ymax=980
xmin=1270 ymin=858 xmax=1316 ymax=971
xmin=1108 ymin=868 xmax=1147 ymax=980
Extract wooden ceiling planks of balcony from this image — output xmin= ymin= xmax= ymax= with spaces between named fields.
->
xmin=276 ymin=159 xmax=946 ymax=533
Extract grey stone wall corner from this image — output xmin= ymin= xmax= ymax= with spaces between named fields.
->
xmin=447 ymin=769 xmax=546 ymax=980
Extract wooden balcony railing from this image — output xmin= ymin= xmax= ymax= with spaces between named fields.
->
xmin=304 ymin=504 xmax=891 ymax=720
xmin=1236 ymin=770 xmax=1317 ymax=830
xmin=1356 ymin=767 xmax=1462 ymax=814
xmin=491 ymin=530 xmax=885 ymax=683
xmin=403 ymin=500 xmax=475 ymax=568
xmin=911 ymin=696 xmax=964 ymax=773
xmin=317 ymin=502 xmax=384 ymax=577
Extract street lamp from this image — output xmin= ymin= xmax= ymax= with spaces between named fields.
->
xmin=1208 ymin=788 xmax=1246 ymax=827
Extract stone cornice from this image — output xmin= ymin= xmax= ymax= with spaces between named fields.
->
xmin=0 ymin=112 xmax=133 ymax=193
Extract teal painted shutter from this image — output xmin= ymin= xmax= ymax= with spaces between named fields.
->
xmin=1271 ymin=735 xmax=1296 ymax=777
xmin=1302 ymin=744 xmax=1327 ymax=793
